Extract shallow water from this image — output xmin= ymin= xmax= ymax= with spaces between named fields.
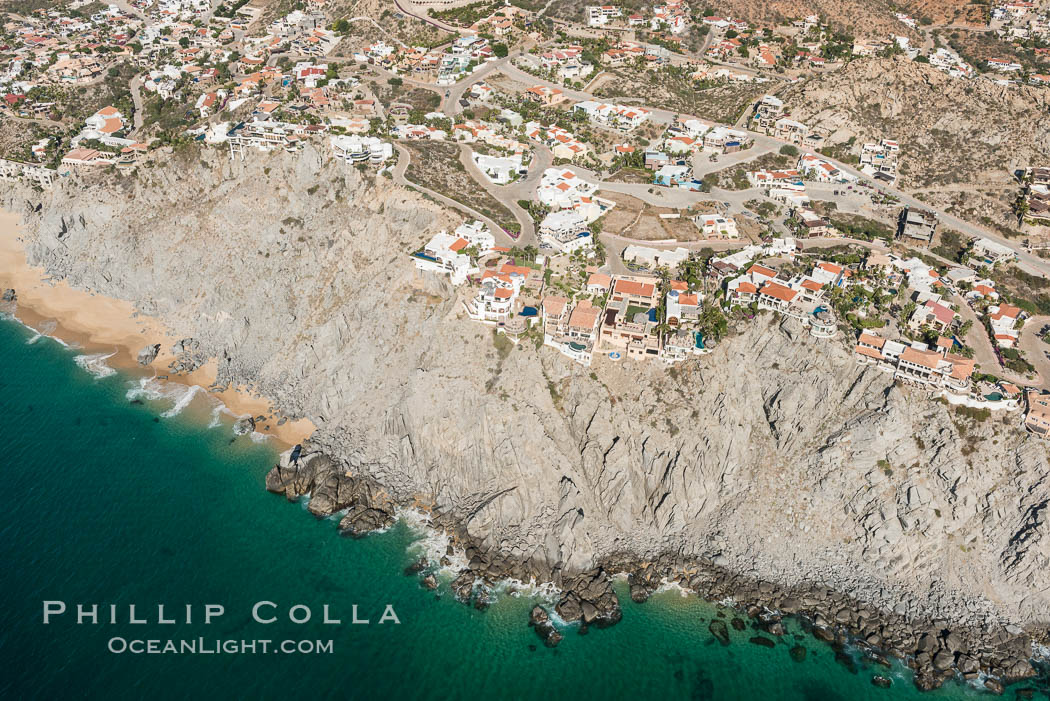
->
xmin=0 ymin=317 xmax=1046 ymax=700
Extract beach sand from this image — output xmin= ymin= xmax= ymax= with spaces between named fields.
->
xmin=0 ymin=208 xmax=315 ymax=448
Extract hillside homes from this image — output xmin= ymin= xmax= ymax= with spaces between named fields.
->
xmin=1024 ymin=167 xmax=1050 ymax=223
xmin=572 ymin=101 xmax=652 ymax=132
xmin=898 ymin=207 xmax=938 ymax=247
xmin=797 ymin=154 xmax=857 ymax=184
xmin=988 ymin=303 xmax=1023 ymax=348
xmin=526 ymin=122 xmax=590 ymax=161
xmin=599 ymin=276 xmax=663 ymax=359
xmin=855 ymin=332 xmax=975 ymax=394
xmin=542 ymin=296 xmax=602 ymax=365
xmin=860 ymin=139 xmax=900 ymax=183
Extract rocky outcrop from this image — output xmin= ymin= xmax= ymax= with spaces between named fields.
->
xmin=5 ymin=143 xmax=1050 ymax=688
xmin=528 ymin=605 xmax=563 ymax=647
xmin=137 ymin=343 xmax=160 ymax=366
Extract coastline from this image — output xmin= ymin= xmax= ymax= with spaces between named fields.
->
xmin=4 ymin=148 xmax=1048 ymax=696
xmin=0 ymin=209 xmax=315 ymax=449
xmin=3 ymin=202 xmax=1043 ymax=693
xmin=268 ymin=442 xmax=1047 ymax=695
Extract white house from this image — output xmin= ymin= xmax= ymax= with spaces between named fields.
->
xmin=415 ymin=231 xmax=477 ymax=286
xmin=454 ymin=220 xmax=496 ymax=254
xmin=797 ymin=153 xmax=856 ymax=184
xmin=971 ymin=237 xmax=1016 ymax=265
xmin=472 ymin=152 xmax=525 ymax=185
xmin=330 ymin=134 xmax=393 ymax=164
xmin=540 ymin=210 xmax=592 ymax=254
xmin=693 ymin=213 xmax=739 ymax=238
xmin=623 ymin=245 xmax=689 ymax=269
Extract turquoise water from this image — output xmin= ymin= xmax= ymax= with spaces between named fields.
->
xmin=0 ymin=317 xmax=1046 ymax=700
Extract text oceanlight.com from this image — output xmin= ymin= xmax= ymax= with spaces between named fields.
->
xmin=107 ymin=638 xmax=335 ymax=655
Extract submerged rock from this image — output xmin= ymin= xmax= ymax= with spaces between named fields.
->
xmin=790 ymin=645 xmax=807 ymax=663
xmin=749 ymin=636 xmax=775 ymax=648
xmin=984 ymin=678 xmax=1004 ymax=695
xmin=404 ymin=556 xmax=427 ymax=576
xmin=871 ymin=676 xmax=892 ymax=689
xmin=708 ymin=619 xmax=730 ymax=646
xmin=450 ymin=571 xmax=475 ymax=602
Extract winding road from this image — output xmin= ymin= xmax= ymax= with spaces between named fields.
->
xmin=391 ymin=144 xmax=518 ymax=247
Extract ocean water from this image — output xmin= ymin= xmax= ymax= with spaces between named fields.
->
xmin=0 ymin=316 xmax=1046 ymax=700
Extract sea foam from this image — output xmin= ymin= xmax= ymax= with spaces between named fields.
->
xmin=127 ymin=377 xmax=211 ymax=418
xmin=74 ymin=352 xmax=117 ymax=379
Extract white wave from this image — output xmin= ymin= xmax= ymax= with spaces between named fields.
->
xmin=396 ymin=507 xmax=563 ymax=603
xmin=398 ymin=507 xmax=469 ymax=576
xmin=208 ymin=403 xmax=239 ymax=428
xmin=1032 ymin=642 xmax=1050 ymax=661
xmin=249 ymin=430 xmax=271 ymax=444
xmin=491 ymin=577 xmax=560 ymax=601
xmin=126 ymin=377 xmax=215 ymax=419
xmin=655 ymin=578 xmax=695 ymax=597
xmin=161 ymin=385 xmax=205 ymax=418
xmin=74 ymin=352 xmax=117 ymax=379
xmin=6 ymin=314 xmax=70 ymax=347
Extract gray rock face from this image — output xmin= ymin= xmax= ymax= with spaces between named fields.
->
xmin=1 ymin=288 xmax=15 ymax=302
xmin=5 ymin=144 xmax=1050 ymax=677
xmin=232 ymin=416 xmax=255 ymax=436
xmin=137 ymin=343 xmax=160 ymax=366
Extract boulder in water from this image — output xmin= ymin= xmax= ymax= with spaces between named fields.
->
xmin=790 ymin=645 xmax=807 ymax=663
xmin=528 ymin=605 xmax=562 ymax=647
xmin=708 ymin=619 xmax=730 ymax=646
xmin=404 ymin=556 xmax=427 ymax=576
xmin=233 ymin=416 xmax=256 ymax=435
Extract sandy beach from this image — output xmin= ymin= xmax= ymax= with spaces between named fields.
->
xmin=0 ymin=208 xmax=315 ymax=448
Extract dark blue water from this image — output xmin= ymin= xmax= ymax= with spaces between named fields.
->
xmin=0 ymin=317 xmax=1043 ymax=700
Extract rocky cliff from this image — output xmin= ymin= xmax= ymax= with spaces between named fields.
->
xmin=5 ymin=143 xmax=1050 ymax=686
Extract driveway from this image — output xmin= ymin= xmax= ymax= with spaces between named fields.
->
xmin=954 ymin=295 xmax=1036 ymax=385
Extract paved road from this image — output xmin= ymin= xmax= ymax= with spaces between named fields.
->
xmin=392 ymin=0 xmax=463 ymax=33
xmin=482 ymin=62 xmax=1050 ymax=279
xmin=392 ymin=143 xmax=518 ymax=247
xmin=442 ymin=54 xmax=518 ymax=113
xmin=130 ymin=75 xmax=145 ymax=137
xmin=953 ymin=295 xmax=1038 ymax=385
xmin=456 ymin=143 xmax=535 ymax=242
xmin=1017 ymin=314 xmax=1050 ymax=388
